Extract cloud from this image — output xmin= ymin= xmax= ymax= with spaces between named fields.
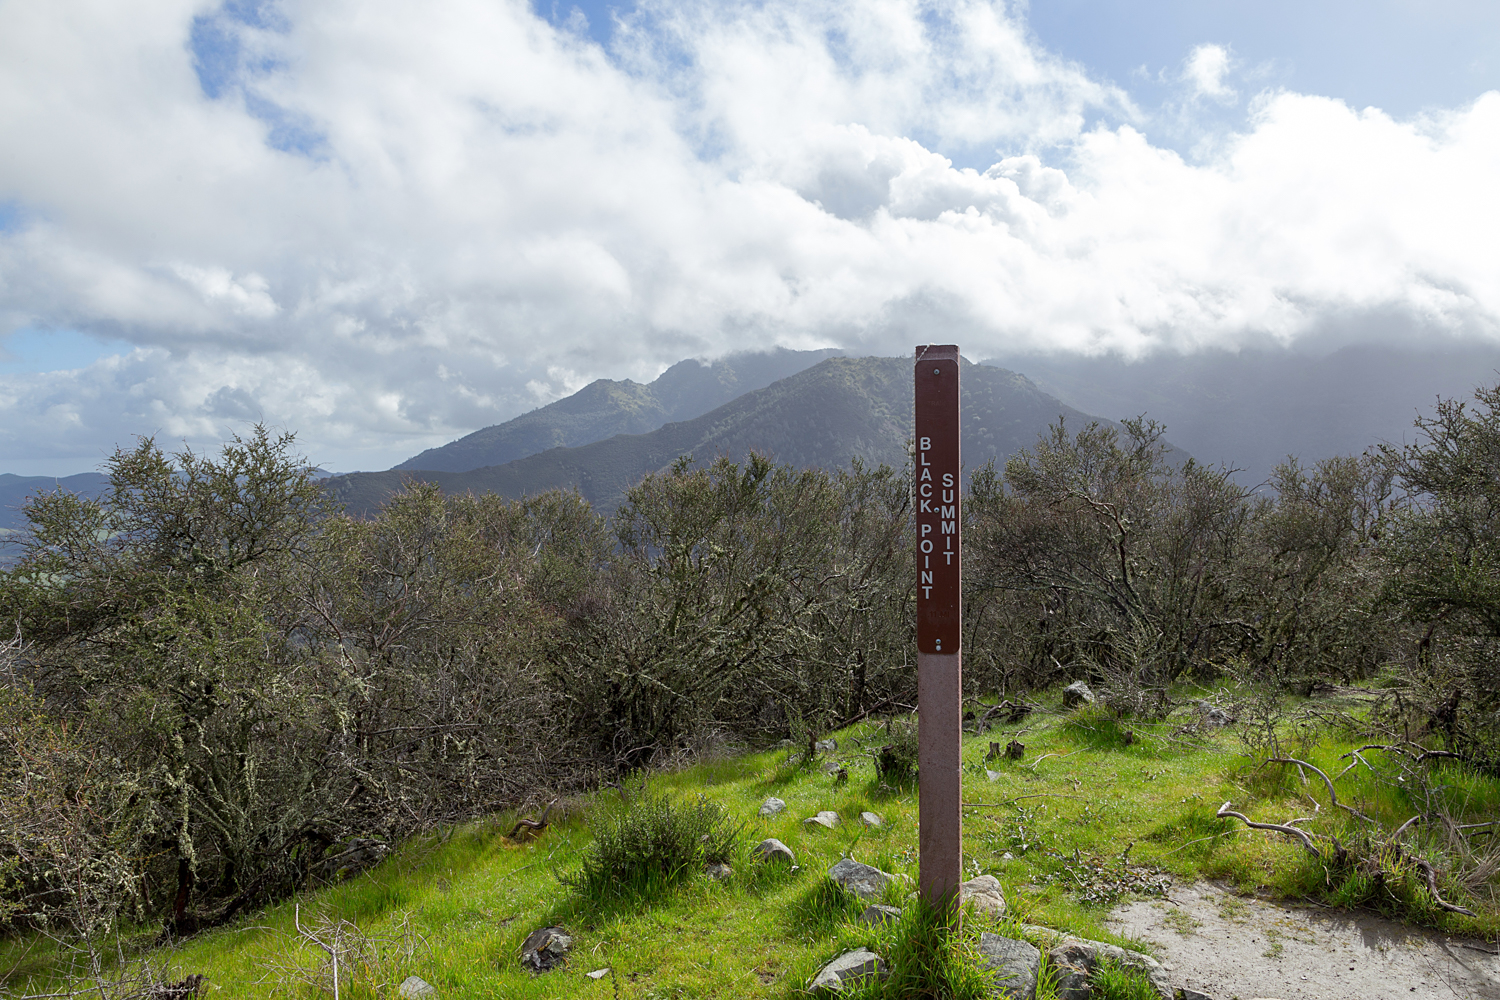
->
xmin=1184 ymin=43 xmax=1235 ymax=102
xmin=0 ymin=0 xmax=1498 ymax=472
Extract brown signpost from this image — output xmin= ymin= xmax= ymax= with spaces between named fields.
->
xmin=914 ymin=344 xmax=961 ymax=911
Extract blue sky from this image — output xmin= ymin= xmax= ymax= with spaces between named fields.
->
xmin=2 ymin=0 xmax=1499 ymax=474
xmin=543 ymin=0 xmax=1500 ymax=118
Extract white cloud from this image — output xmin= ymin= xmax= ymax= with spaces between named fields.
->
xmin=1184 ymin=43 xmax=1235 ymax=102
xmin=0 ymin=0 xmax=1498 ymax=472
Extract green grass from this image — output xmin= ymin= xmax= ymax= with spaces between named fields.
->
xmin=4 ymin=685 xmax=1498 ymax=998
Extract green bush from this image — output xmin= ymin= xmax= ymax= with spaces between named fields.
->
xmin=1088 ymin=958 xmax=1161 ymax=1000
xmin=875 ymin=718 xmax=920 ymax=783
xmin=560 ymin=794 xmax=741 ymax=903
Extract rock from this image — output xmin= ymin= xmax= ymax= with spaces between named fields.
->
xmin=822 ymin=761 xmax=843 ymax=773
xmin=1174 ymin=989 xmax=1215 ymax=1000
xmin=752 ymin=838 xmax=796 ymax=864
xmin=1194 ymin=701 xmax=1236 ymax=726
xmin=804 ymin=811 xmax=841 ymax=829
xmin=759 ymin=797 xmax=786 ymax=817
xmin=1049 ymin=937 xmax=1172 ymax=999
xmin=958 ymin=874 xmax=1007 ymax=918
xmin=706 ymin=862 xmax=732 ymax=880
xmin=978 ymin=933 xmax=1039 ymax=999
xmin=1062 ymin=681 xmax=1095 ymax=707
xmin=858 ymin=904 xmax=902 ymax=926
xmin=860 ymin=811 xmax=882 ymax=827
xmin=398 ymin=976 xmax=436 ymax=998
xmin=519 ymin=926 xmax=572 ymax=972
xmin=1048 ymin=940 xmax=1098 ymax=970
xmin=815 ymin=738 xmax=838 ymax=753
xmin=827 ymin=858 xmax=895 ymax=901
xmin=986 ymin=770 xmax=1003 ymax=782
xmin=1054 ymin=967 xmax=1091 ymax=1000
xmin=586 ymin=968 xmax=611 ymax=980
xmin=811 ymin=948 xmax=887 ymax=991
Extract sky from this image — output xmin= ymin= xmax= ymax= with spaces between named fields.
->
xmin=2 ymin=1 xmax=1499 ymax=475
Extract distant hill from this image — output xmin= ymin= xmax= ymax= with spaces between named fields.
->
xmin=328 ymin=356 xmax=1112 ymax=517
xmin=394 ymin=347 xmax=845 ymax=473
xmin=986 ymin=343 xmax=1500 ymax=487
xmin=0 ymin=472 xmax=110 ymax=532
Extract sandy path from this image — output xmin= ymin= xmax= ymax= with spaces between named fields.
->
xmin=1105 ymin=882 xmax=1500 ymax=1000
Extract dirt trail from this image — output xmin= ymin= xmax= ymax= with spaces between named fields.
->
xmin=1105 ymin=882 xmax=1500 ymax=999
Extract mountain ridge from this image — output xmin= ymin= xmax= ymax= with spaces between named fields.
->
xmin=326 ymin=356 xmax=1109 ymax=517
xmin=393 ymin=347 xmax=844 ymax=473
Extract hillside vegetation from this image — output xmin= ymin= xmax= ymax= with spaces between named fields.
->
xmin=5 ymin=379 xmax=1500 ymax=996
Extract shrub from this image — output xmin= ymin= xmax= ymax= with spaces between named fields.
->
xmin=875 ymin=718 xmax=920 ymax=783
xmin=561 ymin=793 xmax=741 ymax=903
xmin=1088 ymin=958 xmax=1161 ymax=1000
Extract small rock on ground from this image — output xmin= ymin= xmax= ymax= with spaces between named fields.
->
xmin=1062 ymin=681 xmax=1095 ymax=707
xmin=519 ymin=926 xmax=572 ymax=972
xmin=827 ymin=858 xmax=895 ymax=901
xmin=759 ymin=796 xmax=786 ymax=817
xmin=958 ymin=874 xmax=1007 ymax=919
xmin=978 ymin=933 xmax=1039 ymax=999
xmin=585 ymin=969 xmax=611 ymax=981
xmin=752 ymin=838 xmax=795 ymax=864
xmin=398 ymin=976 xmax=435 ymax=998
xmin=858 ymin=904 xmax=902 ymax=926
xmin=706 ymin=862 xmax=732 ymax=880
xmin=811 ymin=948 xmax=887 ymax=992
xmin=860 ymin=811 xmax=882 ymax=827
xmin=815 ymin=738 xmax=837 ymax=752
xmin=804 ymin=810 xmax=841 ymax=829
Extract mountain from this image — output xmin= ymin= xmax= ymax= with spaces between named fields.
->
xmin=393 ymin=347 xmax=845 ymax=473
xmin=327 ymin=356 xmax=1110 ymax=517
xmin=985 ymin=343 xmax=1500 ymax=487
xmin=0 ymin=472 xmax=110 ymax=532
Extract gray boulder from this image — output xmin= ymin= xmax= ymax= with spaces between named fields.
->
xmin=1048 ymin=937 xmax=1172 ymax=999
xmin=519 ymin=926 xmax=572 ymax=972
xmin=1195 ymin=701 xmax=1236 ymax=726
xmin=398 ymin=976 xmax=435 ymax=998
xmin=827 ymin=858 xmax=894 ymax=901
xmin=804 ymin=810 xmax=841 ymax=829
xmin=1062 ymin=682 xmax=1095 ymax=707
xmin=759 ymin=796 xmax=787 ymax=817
xmin=706 ymin=862 xmax=732 ymax=880
xmin=811 ymin=948 xmax=887 ymax=992
xmin=959 ymin=874 xmax=1007 ymax=918
xmin=860 ymin=811 xmax=883 ymax=827
xmin=752 ymin=838 xmax=796 ymax=864
xmin=815 ymin=738 xmax=838 ymax=753
xmin=978 ymin=933 xmax=1039 ymax=999
xmin=857 ymin=904 xmax=902 ymax=926
xmin=1174 ymin=989 xmax=1216 ymax=1000
xmin=1054 ymin=967 xmax=1090 ymax=1000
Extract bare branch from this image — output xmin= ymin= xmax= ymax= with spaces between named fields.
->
xmin=1216 ymin=801 xmax=1321 ymax=856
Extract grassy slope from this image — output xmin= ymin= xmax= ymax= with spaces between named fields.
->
xmin=6 ymin=689 xmax=1497 ymax=998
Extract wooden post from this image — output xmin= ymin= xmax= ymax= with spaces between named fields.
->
xmin=914 ymin=344 xmax=961 ymax=912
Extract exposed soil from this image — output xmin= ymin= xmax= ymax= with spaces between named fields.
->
xmin=1106 ymin=881 xmax=1500 ymax=1000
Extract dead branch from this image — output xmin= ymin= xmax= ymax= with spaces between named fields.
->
xmin=1216 ymin=801 xmax=1321 ymax=856
xmin=1412 ymin=857 xmax=1477 ymax=917
xmin=1266 ymin=757 xmax=1375 ymax=824
xmin=505 ymin=798 xmax=557 ymax=841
